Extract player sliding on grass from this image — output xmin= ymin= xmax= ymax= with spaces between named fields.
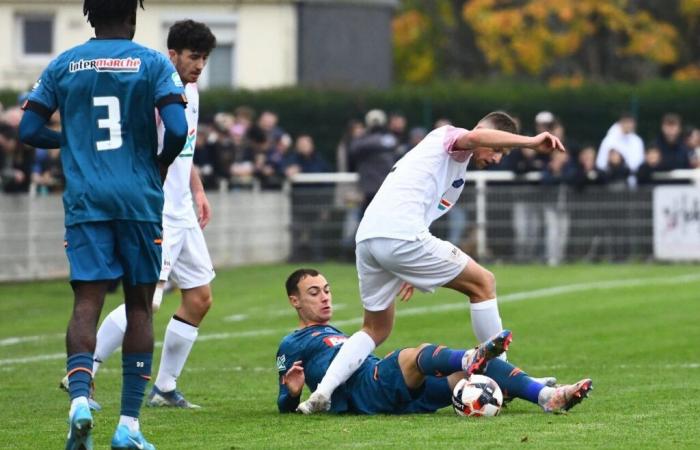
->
xmin=70 ymin=19 xmax=218 ymax=411
xmin=278 ymin=269 xmax=592 ymax=415
xmin=299 ymin=112 xmax=567 ymax=414
xmin=19 ymin=1 xmax=188 ymax=448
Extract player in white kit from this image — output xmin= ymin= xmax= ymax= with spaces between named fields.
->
xmin=298 ymin=111 xmax=566 ymax=413
xmin=64 ymin=20 xmax=218 ymax=410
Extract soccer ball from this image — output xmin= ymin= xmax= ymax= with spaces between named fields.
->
xmin=451 ymin=374 xmax=503 ymax=417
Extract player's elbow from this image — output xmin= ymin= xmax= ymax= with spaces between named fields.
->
xmin=17 ymin=117 xmax=37 ymax=144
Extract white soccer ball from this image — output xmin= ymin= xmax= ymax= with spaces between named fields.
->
xmin=451 ymin=374 xmax=503 ymax=417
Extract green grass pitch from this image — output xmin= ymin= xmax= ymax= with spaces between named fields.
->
xmin=1 ymin=263 xmax=699 ymax=449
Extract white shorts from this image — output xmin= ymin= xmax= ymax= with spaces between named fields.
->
xmin=355 ymin=232 xmax=470 ymax=312
xmin=160 ymin=225 xmax=215 ymax=289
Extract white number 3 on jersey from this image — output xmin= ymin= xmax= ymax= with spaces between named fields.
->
xmin=93 ymin=96 xmax=123 ymax=151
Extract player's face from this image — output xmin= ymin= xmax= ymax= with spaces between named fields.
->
xmin=472 ymin=148 xmax=503 ymax=169
xmin=170 ymin=49 xmax=209 ymax=84
xmin=291 ymin=275 xmax=333 ymax=325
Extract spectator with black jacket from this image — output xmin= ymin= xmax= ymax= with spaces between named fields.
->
xmin=656 ymin=113 xmax=691 ymax=170
xmin=349 ymin=109 xmax=398 ymax=214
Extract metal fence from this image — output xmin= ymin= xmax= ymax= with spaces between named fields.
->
xmin=1 ymin=170 xmax=698 ymax=282
xmin=287 ymin=171 xmax=700 ymax=264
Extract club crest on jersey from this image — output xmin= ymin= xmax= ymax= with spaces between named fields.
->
xmin=69 ymin=58 xmax=141 ymax=73
xmin=452 ymin=178 xmax=465 ymax=188
xmin=171 ymin=72 xmax=184 ymax=87
xmin=276 ymin=355 xmax=286 ymax=371
xmin=438 ymin=198 xmax=452 ymax=211
xmin=323 ymin=336 xmax=348 ymax=347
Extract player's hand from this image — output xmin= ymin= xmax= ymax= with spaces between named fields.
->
xmin=529 ymin=132 xmax=566 ymax=154
xmin=283 ymin=361 xmax=305 ymax=397
xmin=397 ymin=282 xmax=415 ymax=303
xmin=194 ymin=191 xmax=211 ymax=229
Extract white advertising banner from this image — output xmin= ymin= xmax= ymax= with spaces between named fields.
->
xmin=653 ymin=186 xmax=700 ymax=261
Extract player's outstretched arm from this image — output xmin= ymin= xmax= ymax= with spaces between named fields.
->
xmin=456 ymin=129 xmax=566 ymax=154
xmin=18 ymin=109 xmax=62 ymax=149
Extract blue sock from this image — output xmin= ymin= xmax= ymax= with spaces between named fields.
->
xmin=67 ymin=353 xmax=93 ymax=400
xmin=416 ymin=345 xmax=466 ymax=376
xmin=121 ymin=353 xmax=152 ymax=418
xmin=482 ymin=358 xmax=544 ymax=404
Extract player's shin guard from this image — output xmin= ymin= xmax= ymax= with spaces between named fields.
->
xmin=470 ymin=299 xmax=504 ymax=343
xmin=416 ymin=345 xmax=465 ymax=377
xmin=154 ymin=315 xmax=198 ymax=392
xmin=67 ymin=353 xmax=94 ymax=400
xmin=482 ymin=358 xmax=544 ymax=404
xmin=93 ymin=304 xmax=128 ymax=375
xmin=121 ymin=353 xmax=152 ymax=418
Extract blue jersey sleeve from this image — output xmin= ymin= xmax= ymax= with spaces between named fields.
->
xmin=276 ymin=337 xmax=303 ymax=413
xmin=150 ymin=53 xmax=186 ymax=109
xmin=25 ymin=62 xmax=59 ymax=119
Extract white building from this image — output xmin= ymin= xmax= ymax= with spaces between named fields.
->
xmin=0 ymin=0 xmax=396 ymax=92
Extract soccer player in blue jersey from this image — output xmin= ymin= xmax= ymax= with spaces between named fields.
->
xmin=277 ymin=269 xmax=592 ymax=415
xmin=18 ymin=1 xmax=187 ymax=449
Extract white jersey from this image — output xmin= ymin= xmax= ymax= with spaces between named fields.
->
xmin=356 ymin=125 xmax=472 ymax=243
xmin=159 ymin=83 xmax=199 ymax=228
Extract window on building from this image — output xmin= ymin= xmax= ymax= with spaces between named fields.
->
xmin=17 ymin=15 xmax=54 ymax=58
xmin=206 ymin=43 xmax=235 ymax=88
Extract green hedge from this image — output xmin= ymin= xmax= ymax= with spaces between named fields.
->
xmin=201 ymin=80 xmax=700 ymax=163
xmin=4 ymin=81 xmax=700 ymax=164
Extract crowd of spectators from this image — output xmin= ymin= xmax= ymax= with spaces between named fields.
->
xmin=3 ymin=95 xmax=699 ymax=263
xmin=2 ymin=95 xmax=699 ymax=196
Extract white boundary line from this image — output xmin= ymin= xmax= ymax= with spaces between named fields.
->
xmin=2 ymin=272 xmax=699 ymax=367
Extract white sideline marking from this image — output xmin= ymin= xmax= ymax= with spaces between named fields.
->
xmin=1 ymin=272 xmax=699 ymax=367
xmin=0 ymin=333 xmax=64 ymax=347
xmin=222 ymin=314 xmax=248 ymax=323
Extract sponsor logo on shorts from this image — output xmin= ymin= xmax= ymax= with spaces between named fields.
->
xmin=69 ymin=58 xmax=141 ymax=73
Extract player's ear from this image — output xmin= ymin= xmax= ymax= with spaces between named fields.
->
xmin=167 ymin=49 xmax=178 ymax=62
xmin=288 ymin=295 xmax=301 ymax=309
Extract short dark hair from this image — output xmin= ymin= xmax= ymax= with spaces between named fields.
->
xmin=83 ymin=0 xmax=144 ymax=28
xmin=167 ymin=20 xmax=217 ymax=55
xmin=285 ymin=268 xmax=320 ymax=296
xmin=479 ymin=111 xmax=518 ymax=134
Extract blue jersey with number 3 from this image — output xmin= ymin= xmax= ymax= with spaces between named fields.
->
xmin=27 ymin=38 xmax=185 ymax=226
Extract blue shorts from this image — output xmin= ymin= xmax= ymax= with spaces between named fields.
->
xmin=65 ymin=220 xmax=162 ymax=286
xmin=347 ymin=350 xmax=452 ymax=415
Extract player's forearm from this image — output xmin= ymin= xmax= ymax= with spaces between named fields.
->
xmin=158 ymin=103 xmax=188 ymax=167
xmin=190 ymin=166 xmax=205 ymax=195
xmin=457 ymin=129 xmax=534 ymax=151
xmin=277 ymin=389 xmax=301 ymax=413
xmin=18 ymin=110 xmax=61 ymax=149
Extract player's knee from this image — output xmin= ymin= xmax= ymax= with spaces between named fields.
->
xmin=474 ymin=269 xmax=496 ymax=299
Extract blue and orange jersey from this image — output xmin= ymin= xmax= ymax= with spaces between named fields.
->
xmin=276 ymin=324 xmax=379 ymax=413
xmin=24 ymin=38 xmax=186 ymax=226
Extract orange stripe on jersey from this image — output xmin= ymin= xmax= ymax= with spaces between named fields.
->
xmin=153 ymin=238 xmax=162 ymax=245
xmin=140 ymin=375 xmax=152 ymax=381
xmin=509 ymin=367 xmax=522 ymax=377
